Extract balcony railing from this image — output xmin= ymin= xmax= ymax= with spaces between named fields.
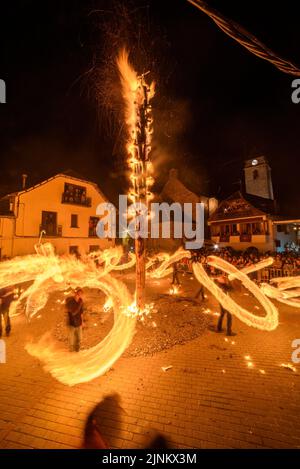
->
xmin=240 ymin=233 xmax=252 ymax=242
xmin=212 ymin=233 xmax=268 ymax=243
xmin=219 ymin=234 xmax=230 ymax=242
xmin=61 ymin=193 xmax=91 ymax=207
xmin=88 ymin=229 xmax=97 ymax=238
xmin=40 ymin=225 xmax=62 ymax=237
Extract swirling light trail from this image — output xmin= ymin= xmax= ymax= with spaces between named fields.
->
xmin=193 ymin=256 xmax=279 ymax=331
xmin=148 ymin=248 xmax=191 ymax=279
xmin=26 ymin=273 xmax=136 ymax=386
xmin=228 ymin=257 xmax=274 ymax=281
xmin=3 ymin=243 xmax=297 ymax=386
xmin=260 ymin=283 xmax=300 ymax=308
xmin=270 ymin=276 xmax=300 ymax=290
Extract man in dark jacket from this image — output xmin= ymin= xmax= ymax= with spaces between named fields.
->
xmin=0 ymin=287 xmax=14 ymax=338
xmin=171 ymin=262 xmax=181 ymax=286
xmin=215 ymin=274 xmax=235 ymax=336
xmin=66 ymin=288 xmax=84 ymax=352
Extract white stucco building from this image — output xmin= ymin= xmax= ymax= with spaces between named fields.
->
xmin=0 ymin=171 xmax=114 ymax=259
xmin=273 ymin=219 xmax=300 ymax=252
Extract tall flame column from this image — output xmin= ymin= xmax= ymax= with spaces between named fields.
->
xmin=117 ymin=50 xmax=155 ymax=312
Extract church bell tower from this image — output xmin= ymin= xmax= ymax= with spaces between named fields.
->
xmin=244 ymin=156 xmax=274 ymax=200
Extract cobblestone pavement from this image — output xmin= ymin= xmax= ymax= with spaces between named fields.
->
xmin=0 ymin=273 xmax=300 ymax=449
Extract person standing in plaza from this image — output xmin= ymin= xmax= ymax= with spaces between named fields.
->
xmin=171 ymin=261 xmax=181 ymax=286
xmin=193 ymin=255 xmax=207 ymax=302
xmin=65 ymin=287 xmax=84 ymax=352
xmin=215 ymin=274 xmax=235 ymax=337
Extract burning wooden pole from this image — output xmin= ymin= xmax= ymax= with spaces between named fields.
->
xmin=117 ymin=49 xmax=155 ymax=312
xmin=133 ymin=77 xmax=152 ymax=310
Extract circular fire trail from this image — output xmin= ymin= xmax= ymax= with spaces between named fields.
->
xmin=25 ymin=273 xmax=136 ymax=386
xmin=193 ymin=256 xmax=279 ymax=331
xmin=2 ymin=244 xmax=299 ymax=385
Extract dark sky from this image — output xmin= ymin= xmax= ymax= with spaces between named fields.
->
xmin=0 ymin=0 xmax=300 ymax=215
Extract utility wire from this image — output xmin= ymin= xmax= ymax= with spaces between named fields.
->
xmin=187 ymin=0 xmax=300 ymax=76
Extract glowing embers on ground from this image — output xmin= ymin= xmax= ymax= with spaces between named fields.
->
xmin=244 ymin=355 xmax=255 ymax=368
xmin=193 ymin=256 xmax=279 ymax=331
xmin=280 ymin=363 xmax=297 ymax=372
xmin=169 ymin=285 xmax=180 ymax=295
xmin=121 ymin=300 xmax=154 ymax=320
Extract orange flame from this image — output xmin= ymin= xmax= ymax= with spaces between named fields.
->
xmin=116 ymin=48 xmax=155 ymax=207
xmin=193 ymin=256 xmax=279 ymax=331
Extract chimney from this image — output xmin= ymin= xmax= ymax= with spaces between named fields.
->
xmin=22 ymin=174 xmax=28 ymax=190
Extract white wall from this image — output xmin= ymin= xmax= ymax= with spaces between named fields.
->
xmin=274 ymin=225 xmax=299 ymax=252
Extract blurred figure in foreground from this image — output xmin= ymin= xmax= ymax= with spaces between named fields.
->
xmin=82 ymin=393 xmax=123 ymax=449
xmin=82 ymin=393 xmax=169 ymax=449
xmin=82 ymin=410 xmax=108 ymax=449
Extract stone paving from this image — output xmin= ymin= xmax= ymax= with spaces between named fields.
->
xmin=0 ymin=274 xmax=300 ymax=449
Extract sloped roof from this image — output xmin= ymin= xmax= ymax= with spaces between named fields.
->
xmin=209 ymin=191 xmax=274 ymax=222
xmin=0 ymin=171 xmax=109 ymax=203
xmin=59 ymin=169 xmax=92 ymax=181
xmin=160 ymin=169 xmax=201 ymax=206
xmin=244 ymin=192 xmax=277 ymax=214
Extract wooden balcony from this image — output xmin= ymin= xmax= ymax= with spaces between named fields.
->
xmin=61 ymin=193 xmax=91 ymax=207
xmin=219 ymin=234 xmax=230 ymax=242
xmin=88 ymin=229 xmax=97 ymax=238
xmin=240 ymin=233 xmax=252 ymax=242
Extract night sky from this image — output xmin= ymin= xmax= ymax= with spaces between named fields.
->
xmin=0 ymin=0 xmax=300 ymax=216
